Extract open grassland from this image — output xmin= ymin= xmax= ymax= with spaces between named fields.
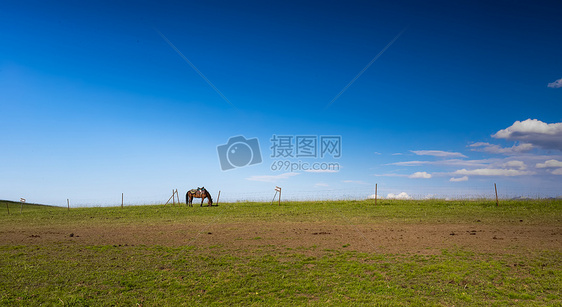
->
xmin=0 ymin=199 xmax=561 ymax=306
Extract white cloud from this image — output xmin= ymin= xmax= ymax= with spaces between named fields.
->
xmin=408 ymin=171 xmax=432 ymax=179
xmin=453 ymin=168 xmax=534 ymax=176
xmin=493 ymin=119 xmax=562 ymax=151
xmin=387 ymin=160 xmax=431 ymax=166
xmin=367 ymin=194 xmax=383 ymax=199
xmin=469 ymin=142 xmax=533 ymax=155
xmin=411 ymin=150 xmax=467 ymax=158
xmin=246 ymin=172 xmax=299 ymax=182
xmin=502 ymin=160 xmax=527 ymax=170
xmin=536 ymin=159 xmax=562 ymax=175
xmin=450 ymin=176 xmax=468 ymax=182
xmin=386 ymin=192 xmax=412 ymax=200
xmin=547 ymin=78 xmax=562 ymax=88
xmin=536 ymin=159 xmax=562 ymax=168
xmin=552 ymin=168 xmax=562 ymax=175
xmin=388 ymin=159 xmax=490 ymax=168
xmin=494 ymin=119 xmax=562 ymax=137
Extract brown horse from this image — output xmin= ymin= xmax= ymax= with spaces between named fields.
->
xmin=186 ymin=187 xmax=213 ymax=207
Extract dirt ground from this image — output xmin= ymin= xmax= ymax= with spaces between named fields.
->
xmin=1 ymin=221 xmax=560 ymax=255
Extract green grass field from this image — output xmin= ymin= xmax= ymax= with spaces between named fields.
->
xmin=0 ymin=199 xmax=561 ymax=306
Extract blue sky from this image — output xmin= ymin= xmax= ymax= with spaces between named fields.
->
xmin=2 ymin=0 xmax=561 ymax=206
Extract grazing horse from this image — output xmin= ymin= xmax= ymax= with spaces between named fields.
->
xmin=186 ymin=187 xmax=213 ymax=207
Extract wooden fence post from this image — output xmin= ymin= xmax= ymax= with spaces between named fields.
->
xmin=67 ymin=199 xmax=70 ymax=211
xmin=271 ymin=191 xmax=278 ymax=205
xmin=375 ymin=183 xmax=378 ymax=205
xmin=494 ymin=183 xmax=499 ymax=207
xmin=216 ymin=191 xmax=221 ymax=206
xmin=165 ymin=190 xmax=175 ymax=206
xmin=121 ymin=193 xmax=124 ymax=208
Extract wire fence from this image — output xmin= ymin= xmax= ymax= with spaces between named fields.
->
xmin=190 ymin=184 xmax=561 ymax=203
xmin=4 ymin=183 xmax=561 ymax=209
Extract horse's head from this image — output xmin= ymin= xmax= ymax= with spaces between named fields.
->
xmin=205 ymin=188 xmax=213 ymax=205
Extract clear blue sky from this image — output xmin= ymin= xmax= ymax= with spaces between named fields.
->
xmin=2 ymin=0 xmax=561 ymax=205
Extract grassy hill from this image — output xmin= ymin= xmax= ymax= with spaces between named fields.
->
xmin=0 ymin=199 xmax=57 ymax=212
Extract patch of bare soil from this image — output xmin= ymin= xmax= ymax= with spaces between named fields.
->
xmin=1 ymin=221 xmax=560 ymax=255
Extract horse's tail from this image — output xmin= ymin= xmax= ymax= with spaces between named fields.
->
xmin=185 ymin=191 xmax=189 ymax=205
